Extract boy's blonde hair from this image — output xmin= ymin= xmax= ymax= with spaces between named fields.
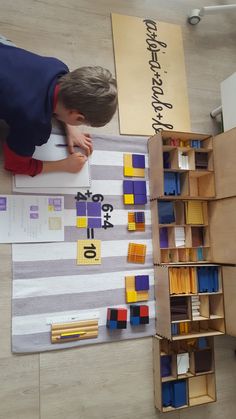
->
xmin=58 ymin=66 xmax=117 ymax=127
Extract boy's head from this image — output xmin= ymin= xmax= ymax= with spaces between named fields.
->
xmin=57 ymin=66 xmax=117 ymax=127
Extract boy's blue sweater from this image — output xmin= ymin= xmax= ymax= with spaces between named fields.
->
xmin=0 ymin=44 xmax=69 ymax=156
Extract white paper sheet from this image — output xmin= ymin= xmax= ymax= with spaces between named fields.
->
xmin=0 ymin=195 xmax=64 ymax=243
xmin=14 ymin=133 xmax=91 ymax=190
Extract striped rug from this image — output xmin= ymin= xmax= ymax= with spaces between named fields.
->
xmin=12 ymin=134 xmax=156 ymax=353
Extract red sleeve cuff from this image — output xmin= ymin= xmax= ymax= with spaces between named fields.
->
xmin=3 ymin=143 xmax=43 ymax=176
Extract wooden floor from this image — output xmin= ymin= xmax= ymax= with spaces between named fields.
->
xmin=1 ymin=0 xmax=236 ymax=418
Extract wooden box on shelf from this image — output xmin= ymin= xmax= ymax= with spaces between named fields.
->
xmin=153 ymin=335 xmax=216 ymax=412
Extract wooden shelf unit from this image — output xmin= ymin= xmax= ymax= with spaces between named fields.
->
xmin=153 ymin=335 xmax=216 ymax=412
xmin=149 ymin=129 xmax=236 ymax=412
xmin=154 ymin=265 xmax=225 ymax=341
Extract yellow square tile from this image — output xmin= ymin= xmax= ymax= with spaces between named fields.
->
xmin=124 ymin=167 xmax=134 ymax=177
xmin=125 ymin=276 xmax=135 ymax=291
xmin=76 ymin=217 xmax=87 ymax=228
xmin=137 ymin=291 xmax=149 ymax=302
xmin=48 ymin=205 xmax=54 ymax=211
xmin=126 ymin=290 xmax=137 ymax=303
xmin=124 ymin=154 xmax=132 ymax=168
xmin=124 ymin=194 xmax=134 ymax=205
xmin=132 ymin=168 xmax=145 ymax=178
xmin=48 ymin=217 xmax=62 ymax=230
xmin=128 ymin=222 xmax=136 ymax=231
xmin=77 ymin=240 xmax=101 ymax=265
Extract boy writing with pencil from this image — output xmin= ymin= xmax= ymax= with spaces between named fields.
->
xmin=0 ymin=38 xmax=117 ymax=176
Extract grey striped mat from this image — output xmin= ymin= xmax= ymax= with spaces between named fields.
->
xmin=12 ymin=134 xmax=156 ymax=353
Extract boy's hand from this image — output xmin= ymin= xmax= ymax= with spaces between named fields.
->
xmin=63 ymin=152 xmax=87 ymax=173
xmin=66 ymin=125 xmax=93 ymax=156
xmin=42 ymin=153 xmax=87 ymax=174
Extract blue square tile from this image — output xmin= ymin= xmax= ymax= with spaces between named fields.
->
xmin=132 ymin=154 xmax=145 ymax=169
xmin=134 ymin=194 xmax=147 ymax=205
xmin=107 ymin=320 xmax=117 ymax=329
xmin=133 ymin=181 xmax=147 ymax=195
xmin=135 ymin=275 xmax=149 ymax=291
xmin=87 ymin=202 xmax=101 ymax=216
xmin=123 ymin=180 xmax=134 ymax=194
xmin=134 ymin=212 xmax=145 ymax=223
xmin=130 ymin=316 xmax=140 ymax=326
xmin=76 ymin=201 xmax=86 ymax=216
xmin=88 ymin=217 xmax=102 ymax=228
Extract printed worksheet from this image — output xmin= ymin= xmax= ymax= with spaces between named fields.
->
xmin=0 ymin=195 xmax=64 ymax=243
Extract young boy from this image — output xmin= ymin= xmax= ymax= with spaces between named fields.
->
xmin=0 ymin=40 xmax=117 ymax=176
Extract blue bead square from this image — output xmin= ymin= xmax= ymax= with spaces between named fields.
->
xmin=76 ymin=201 xmax=86 ymax=216
xmin=133 ymin=181 xmax=147 ymax=195
xmin=134 ymin=195 xmax=147 ymax=205
xmin=132 ymin=154 xmax=145 ymax=169
xmin=87 ymin=202 xmax=101 ymax=216
xmin=135 ymin=275 xmax=149 ymax=291
xmin=130 ymin=316 xmax=140 ymax=326
xmin=123 ymin=180 xmax=134 ymax=194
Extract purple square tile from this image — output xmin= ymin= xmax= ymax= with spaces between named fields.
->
xmin=135 ymin=275 xmax=149 ymax=291
xmin=132 ymin=154 xmax=145 ymax=169
xmin=30 ymin=213 xmax=39 ymax=219
xmin=48 ymin=198 xmax=54 ymax=205
xmin=0 ymin=197 xmax=6 ymax=211
xmin=133 ymin=181 xmax=147 ymax=195
xmin=0 ymin=197 xmax=6 ymax=205
xmin=123 ymin=180 xmax=134 ymax=194
xmin=76 ymin=201 xmax=86 ymax=216
xmin=135 ymin=212 xmax=145 ymax=223
xmin=30 ymin=205 xmax=38 ymax=211
xmin=54 ymin=205 xmax=62 ymax=212
xmin=134 ymin=194 xmax=147 ymax=205
xmin=88 ymin=217 xmax=102 ymax=228
xmin=53 ymin=198 xmax=62 ymax=206
xmin=87 ymin=202 xmax=101 ymax=217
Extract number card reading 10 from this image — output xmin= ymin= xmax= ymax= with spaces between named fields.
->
xmin=77 ymin=240 xmax=101 ymax=265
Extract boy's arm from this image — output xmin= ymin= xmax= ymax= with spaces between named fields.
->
xmin=4 ymin=143 xmax=87 ymax=176
xmin=3 ymin=142 xmax=43 ymax=176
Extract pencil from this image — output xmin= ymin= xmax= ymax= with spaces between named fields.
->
xmin=55 ymin=144 xmax=81 ymax=148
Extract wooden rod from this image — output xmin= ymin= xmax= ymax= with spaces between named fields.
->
xmin=51 ymin=320 xmax=98 ymax=330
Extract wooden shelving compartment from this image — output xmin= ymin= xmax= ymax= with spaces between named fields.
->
xmin=155 ymin=265 xmax=225 ymax=340
xmin=188 ymin=374 xmax=216 ymax=407
xmin=153 ymin=335 xmax=216 ymax=412
xmin=151 ymin=199 xmax=211 ymax=264
xmin=148 ymin=130 xmax=215 ymax=199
